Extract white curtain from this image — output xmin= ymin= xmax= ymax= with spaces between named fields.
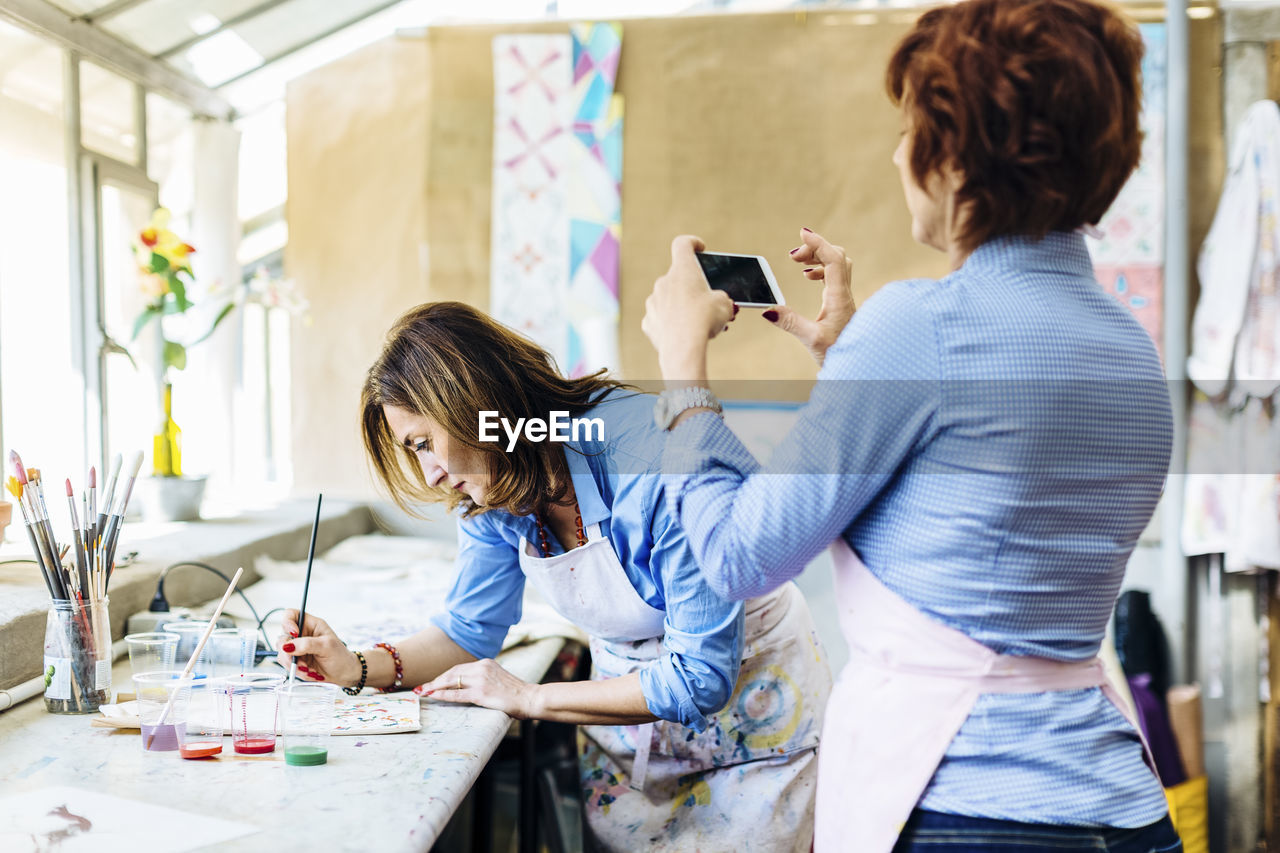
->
xmin=184 ymin=118 xmax=242 ymax=505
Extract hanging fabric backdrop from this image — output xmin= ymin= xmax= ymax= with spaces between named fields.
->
xmin=1087 ymin=22 xmax=1166 ymax=358
xmin=490 ymin=24 xmax=623 ymax=377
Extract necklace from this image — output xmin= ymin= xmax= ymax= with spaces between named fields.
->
xmin=534 ymin=502 xmax=585 ymax=557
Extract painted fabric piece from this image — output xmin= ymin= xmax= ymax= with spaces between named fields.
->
xmin=1182 ymin=394 xmax=1280 ymax=570
xmin=332 ymin=691 xmax=421 ymax=735
xmin=565 ymin=22 xmax=623 ymax=376
xmin=490 ymin=27 xmax=623 ymax=377
xmin=1189 ymin=100 xmax=1280 ymax=400
xmin=1180 ymin=392 xmax=1243 ymax=557
xmin=490 ymin=35 xmax=575 ymax=365
xmin=1088 ymin=23 xmax=1165 ymax=354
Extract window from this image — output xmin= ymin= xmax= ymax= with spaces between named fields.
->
xmin=0 ymin=21 xmax=81 ymax=533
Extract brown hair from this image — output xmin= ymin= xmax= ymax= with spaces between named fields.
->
xmin=361 ymin=302 xmax=630 ymax=518
xmin=886 ymin=0 xmax=1145 ymax=252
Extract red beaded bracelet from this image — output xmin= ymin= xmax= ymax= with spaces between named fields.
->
xmin=374 ymin=642 xmax=403 ymax=691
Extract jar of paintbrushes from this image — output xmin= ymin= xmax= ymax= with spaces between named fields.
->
xmin=6 ymin=450 xmax=144 ymax=714
xmin=43 ymin=597 xmax=111 ymax=713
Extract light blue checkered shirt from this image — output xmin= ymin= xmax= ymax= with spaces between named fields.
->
xmin=664 ymin=231 xmax=1172 ymax=827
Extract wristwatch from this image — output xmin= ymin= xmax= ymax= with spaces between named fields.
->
xmin=653 ymin=386 xmax=722 ymax=431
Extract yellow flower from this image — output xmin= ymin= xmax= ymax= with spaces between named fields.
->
xmin=140 ymin=208 xmax=196 ymax=272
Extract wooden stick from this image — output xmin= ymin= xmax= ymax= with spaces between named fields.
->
xmin=143 ymin=567 xmax=244 ymax=749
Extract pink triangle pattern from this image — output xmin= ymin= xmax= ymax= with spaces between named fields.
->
xmin=589 ymin=230 xmax=621 ymax=300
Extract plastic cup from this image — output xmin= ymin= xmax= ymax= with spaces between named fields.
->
xmin=225 ymin=672 xmax=284 ymax=755
xmin=175 ymin=677 xmax=225 ymax=759
xmin=133 ymin=670 xmax=192 ymax=752
xmin=161 ymin=621 xmax=215 ymax=677
xmin=280 ymin=681 xmax=339 ymax=766
xmin=210 ymin=628 xmax=256 ymax=677
xmin=124 ymin=632 xmax=179 ymax=683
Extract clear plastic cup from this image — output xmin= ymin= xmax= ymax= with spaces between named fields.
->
xmin=280 ymin=681 xmax=339 ymax=766
xmin=161 ymin=621 xmax=215 ymax=677
xmin=225 ymin=672 xmax=284 ymax=755
xmin=133 ymin=670 xmax=192 ymax=752
xmin=175 ymin=677 xmax=225 ymax=759
xmin=210 ymin=628 xmax=256 ymax=677
xmin=124 ymin=632 xmax=179 ymax=682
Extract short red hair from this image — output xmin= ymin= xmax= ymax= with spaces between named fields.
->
xmin=887 ymin=0 xmax=1145 ymax=252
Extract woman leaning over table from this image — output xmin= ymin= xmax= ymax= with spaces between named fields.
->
xmin=277 ymin=302 xmax=830 ymax=852
xmin=642 ymin=0 xmax=1182 ymax=851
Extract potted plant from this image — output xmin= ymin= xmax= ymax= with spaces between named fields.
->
xmin=129 ymin=208 xmax=234 ymax=522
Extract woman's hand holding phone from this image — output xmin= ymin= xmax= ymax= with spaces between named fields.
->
xmin=643 ymin=235 xmax=738 ymax=379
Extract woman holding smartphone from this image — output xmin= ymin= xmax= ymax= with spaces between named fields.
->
xmin=278 ymin=301 xmax=830 ymax=852
xmin=642 ymin=0 xmax=1181 ymax=850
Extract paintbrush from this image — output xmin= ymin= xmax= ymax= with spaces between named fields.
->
xmin=8 ymin=476 xmax=56 ymax=599
xmin=11 ymin=454 xmax=62 ymax=597
xmin=66 ymin=479 xmax=90 ymax=604
xmin=290 ymin=494 xmax=324 ymax=687
xmin=102 ymin=451 xmax=142 ymax=586
xmin=97 ymin=453 xmax=121 ymax=551
xmin=144 ymin=567 xmax=244 ymax=750
xmin=27 ymin=467 xmax=60 ymax=578
xmin=87 ymin=466 xmax=96 ymax=548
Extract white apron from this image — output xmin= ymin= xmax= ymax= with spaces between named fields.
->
xmin=815 ymin=539 xmax=1160 ymax=852
xmin=519 ymin=523 xmax=831 ymax=853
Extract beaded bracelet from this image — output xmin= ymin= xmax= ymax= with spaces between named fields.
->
xmin=375 ymin=642 xmax=404 ymax=691
xmin=343 ymin=649 xmax=368 ymax=696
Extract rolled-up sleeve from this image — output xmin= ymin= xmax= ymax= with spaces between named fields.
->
xmin=663 ymin=279 xmax=942 ymax=601
xmin=429 ymin=513 xmax=525 ymax=660
xmin=636 ymin=480 xmax=744 ymax=732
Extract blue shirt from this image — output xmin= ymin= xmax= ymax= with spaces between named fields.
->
xmin=664 ymin=232 xmax=1172 ymax=826
xmin=431 ymin=391 xmax=744 ymax=731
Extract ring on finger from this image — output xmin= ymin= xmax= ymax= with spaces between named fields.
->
xmin=457 ymin=676 xmax=463 ymax=690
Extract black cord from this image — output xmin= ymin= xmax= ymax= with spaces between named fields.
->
xmin=256 ymin=606 xmax=292 ymax=653
xmin=156 ymin=561 xmax=274 ymax=653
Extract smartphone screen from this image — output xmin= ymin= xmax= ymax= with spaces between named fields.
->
xmin=696 ymin=253 xmax=778 ymax=305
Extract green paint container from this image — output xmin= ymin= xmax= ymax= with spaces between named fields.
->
xmin=284 ymin=745 xmax=328 ymax=766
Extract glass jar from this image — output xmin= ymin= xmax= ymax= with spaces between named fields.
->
xmin=43 ymin=597 xmax=111 ymax=714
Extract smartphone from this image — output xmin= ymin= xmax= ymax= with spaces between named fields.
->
xmin=695 ymin=252 xmax=785 ymax=308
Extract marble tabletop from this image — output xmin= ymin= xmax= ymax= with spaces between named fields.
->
xmin=0 ymin=637 xmax=564 ymax=852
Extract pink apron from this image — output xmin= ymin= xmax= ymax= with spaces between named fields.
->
xmin=815 ymin=539 xmax=1159 ymax=853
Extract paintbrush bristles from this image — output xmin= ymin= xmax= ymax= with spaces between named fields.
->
xmin=9 ymin=450 xmax=26 ymax=484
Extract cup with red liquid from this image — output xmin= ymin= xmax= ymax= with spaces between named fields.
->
xmin=225 ymin=672 xmax=284 ymax=755
xmin=175 ymin=677 xmax=226 ymax=759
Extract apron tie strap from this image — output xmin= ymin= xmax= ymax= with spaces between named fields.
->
xmin=630 ymin=722 xmax=654 ymax=792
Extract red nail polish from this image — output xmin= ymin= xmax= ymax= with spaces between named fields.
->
xmin=313 ymin=674 xmax=325 ymax=681
xmin=763 ymin=310 xmax=779 ymax=322
xmin=789 ymin=247 xmax=799 ymax=255
xmin=282 ymin=643 xmax=295 ymax=653
xmin=733 ymin=304 xmax=740 ymax=316
xmin=290 ymin=632 xmax=298 ymax=639
xmin=804 ymin=268 xmax=815 ymax=273
xmin=802 ymin=227 xmax=812 ymax=233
